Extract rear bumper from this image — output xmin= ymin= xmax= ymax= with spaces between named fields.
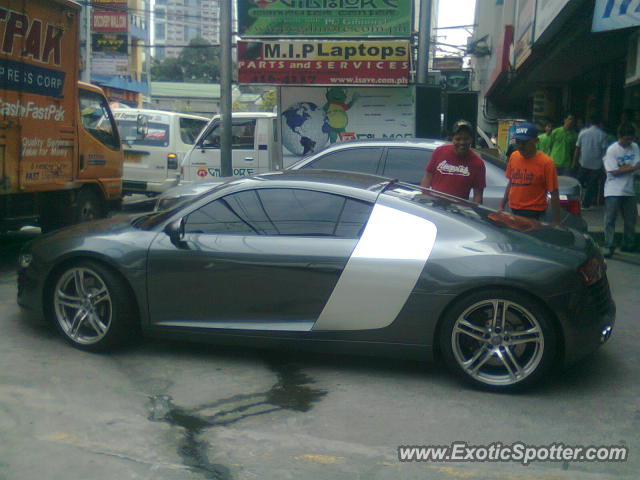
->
xmin=123 ymin=176 xmax=179 ymax=195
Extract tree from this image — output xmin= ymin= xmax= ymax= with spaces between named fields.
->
xmin=151 ymin=38 xmax=220 ymax=83
xmin=260 ymin=89 xmax=277 ymax=112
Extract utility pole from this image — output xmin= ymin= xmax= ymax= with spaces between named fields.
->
xmin=82 ymin=2 xmax=92 ymax=82
xmin=416 ymin=0 xmax=432 ymax=84
xmin=219 ymin=0 xmax=233 ymax=177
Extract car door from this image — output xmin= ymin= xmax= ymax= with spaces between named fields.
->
xmin=146 ymin=187 xmax=373 ymax=331
xmin=298 ymin=146 xmax=384 ymax=175
xmin=186 ymin=118 xmax=259 ymax=182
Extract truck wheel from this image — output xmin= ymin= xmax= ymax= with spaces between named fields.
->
xmin=74 ymin=188 xmax=104 ymax=223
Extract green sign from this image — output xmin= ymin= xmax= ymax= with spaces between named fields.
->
xmin=238 ymin=0 xmax=413 ymax=37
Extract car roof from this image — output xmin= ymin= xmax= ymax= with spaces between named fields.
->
xmin=248 ymin=169 xmax=394 ymax=192
xmin=112 ymin=108 xmax=209 ymax=121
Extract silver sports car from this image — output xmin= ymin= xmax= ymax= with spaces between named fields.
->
xmin=18 ymin=170 xmax=614 ymax=391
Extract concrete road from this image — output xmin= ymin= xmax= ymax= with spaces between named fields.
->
xmin=0 ymin=232 xmax=638 ymax=480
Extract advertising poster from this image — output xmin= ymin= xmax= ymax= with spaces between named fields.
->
xmin=279 ymin=86 xmax=414 ymax=166
xmin=238 ymin=40 xmax=409 ymax=86
xmin=514 ymin=0 xmax=535 ymax=69
xmin=91 ymin=55 xmax=130 ymax=75
xmin=238 ymin=0 xmax=413 ymax=37
xmin=92 ymin=33 xmax=128 ymax=54
xmin=592 ymin=0 xmax=640 ymax=32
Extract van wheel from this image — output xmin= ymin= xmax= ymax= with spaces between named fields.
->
xmin=74 ymin=188 xmax=104 ymax=223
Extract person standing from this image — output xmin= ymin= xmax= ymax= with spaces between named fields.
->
xmin=573 ymin=116 xmax=609 ymax=210
xmin=602 ymin=123 xmax=640 ymax=257
xmin=537 ymin=121 xmax=553 ymax=155
xmin=421 ymin=120 xmax=486 ymax=203
xmin=500 ymin=122 xmax=562 ymax=223
xmin=549 ymin=114 xmax=578 ymax=176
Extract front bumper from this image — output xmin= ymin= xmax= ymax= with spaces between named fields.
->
xmin=123 ymin=176 xmax=179 ymax=195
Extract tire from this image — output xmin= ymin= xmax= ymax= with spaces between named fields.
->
xmin=49 ymin=260 xmax=138 ymax=351
xmin=74 ymin=188 xmax=104 ymax=224
xmin=438 ymin=289 xmax=557 ymax=391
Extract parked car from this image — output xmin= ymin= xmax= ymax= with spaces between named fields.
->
xmin=18 ymin=170 xmax=614 ymax=391
xmin=146 ymin=139 xmax=586 ymax=230
xmin=113 ymin=109 xmax=209 ymax=195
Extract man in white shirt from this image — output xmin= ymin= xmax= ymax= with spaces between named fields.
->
xmin=573 ymin=116 xmax=609 ymax=210
xmin=602 ymin=123 xmax=640 ymax=257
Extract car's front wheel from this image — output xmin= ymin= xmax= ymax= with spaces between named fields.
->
xmin=439 ymin=290 xmax=558 ymax=391
xmin=49 ymin=261 xmax=137 ymax=351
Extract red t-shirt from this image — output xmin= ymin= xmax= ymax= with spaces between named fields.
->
xmin=506 ymin=151 xmax=558 ymax=211
xmin=425 ymin=145 xmax=486 ymax=199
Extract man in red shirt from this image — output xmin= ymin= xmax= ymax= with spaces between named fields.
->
xmin=420 ymin=120 xmax=486 ymax=203
xmin=500 ymin=122 xmax=561 ymax=224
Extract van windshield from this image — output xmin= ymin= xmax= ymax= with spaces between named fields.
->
xmin=116 ymin=120 xmax=170 ymax=147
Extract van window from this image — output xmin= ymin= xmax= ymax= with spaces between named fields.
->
xmin=116 ymin=118 xmax=170 ymax=147
xmin=79 ymin=89 xmax=119 ymax=150
xmin=199 ymin=119 xmax=256 ymax=149
xmin=180 ymin=117 xmax=208 ymax=144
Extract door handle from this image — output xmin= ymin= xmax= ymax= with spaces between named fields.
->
xmin=244 ymin=157 xmax=254 ymax=161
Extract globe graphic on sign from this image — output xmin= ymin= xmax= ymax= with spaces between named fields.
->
xmin=281 ymin=102 xmax=330 ymax=156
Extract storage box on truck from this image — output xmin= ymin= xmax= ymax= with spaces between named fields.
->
xmin=0 ymin=0 xmax=123 ymax=233
xmin=180 ymin=112 xmax=281 ymax=184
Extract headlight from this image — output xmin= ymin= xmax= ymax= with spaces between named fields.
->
xmin=18 ymin=253 xmax=33 ymax=268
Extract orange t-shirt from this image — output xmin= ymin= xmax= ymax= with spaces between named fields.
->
xmin=506 ymin=151 xmax=558 ymax=211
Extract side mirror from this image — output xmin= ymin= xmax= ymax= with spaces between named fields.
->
xmin=164 ymin=218 xmax=186 ymax=247
xmin=136 ymin=114 xmax=149 ymax=138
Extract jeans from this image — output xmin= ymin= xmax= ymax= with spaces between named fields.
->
xmin=604 ymin=196 xmax=637 ymax=248
xmin=576 ymin=166 xmax=602 ymax=208
xmin=511 ymin=208 xmax=544 ymax=220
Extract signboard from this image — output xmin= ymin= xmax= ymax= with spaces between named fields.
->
xmin=514 ymin=0 xmax=535 ymax=69
xmin=91 ymin=55 xmax=130 ymax=75
xmin=593 ymin=0 xmax=640 ymax=32
xmin=238 ymin=0 xmax=413 ymax=37
xmin=92 ymin=10 xmax=128 ymax=32
xmin=279 ymin=86 xmax=414 ymax=166
xmin=238 ymin=40 xmax=409 ymax=86
xmin=433 ymin=57 xmax=463 ymax=71
xmin=92 ymin=33 xmax=128 ymax=54
xmin=534 ymin=0 xmax=571 ymax=41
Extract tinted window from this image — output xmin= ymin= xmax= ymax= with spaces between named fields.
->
xmin=180 ymin=117 xmax=207 ymax=144
xmin=200 ymin=120 xmax=256 ymax=149
xmin=116 ymin=119 xmax=170 ymax=147
xmin=257 ymin=189 xmax=371 ymax=237
xmin=383 ymin=148 xmax=431 ymax=184
xmin=306 ymin=147 xmax=382 ymax=175
xmin=184 ymin=188 xmax=372 ymax=237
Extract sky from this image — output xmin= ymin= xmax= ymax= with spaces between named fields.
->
xmin=436 ymin=0 xmax=477 ymax=57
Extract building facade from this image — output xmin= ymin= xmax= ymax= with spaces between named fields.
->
xmin=153 ymin=0 xmax=220 ymax=60
xmin=469 ymin=0 xmax=639 ymax=138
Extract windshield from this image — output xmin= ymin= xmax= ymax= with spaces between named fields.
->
xmin=117 ymin=120 xmax=170 ymax=147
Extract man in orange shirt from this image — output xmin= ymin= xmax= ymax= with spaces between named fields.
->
xmin=500 ymin=122 xmax=561 ymax=224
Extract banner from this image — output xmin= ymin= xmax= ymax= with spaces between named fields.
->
xmin=91 ymin=55 xmax=129 ymax=75
xmin=238 ymin=40 xmax=409 ymax=86
xmin=514 ymin=0 xmax=535 ymax=69
xmin=92 ymin=10 xmax=128 ymax=32
xmin=593 ymin=0 xmax=640 ymax=32
xmin=92 ymin=33 xmax=128 ymax=54
xmin=279 ymin=86 xmax=414 ymax=166
xmin=238 ymin=0 xmax=412 ymax=37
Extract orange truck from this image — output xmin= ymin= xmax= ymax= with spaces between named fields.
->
xmin=0 ymin=0 xmax=123 ymax=232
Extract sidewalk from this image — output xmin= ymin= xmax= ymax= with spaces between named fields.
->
xmin=581 ymin=203 xmax=640 ymax=264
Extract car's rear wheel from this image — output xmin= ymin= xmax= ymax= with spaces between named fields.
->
xmin=49 ymin=261 xmax=137 ymax=351
xmin=439 ymin=290 xmax=557 ymax=391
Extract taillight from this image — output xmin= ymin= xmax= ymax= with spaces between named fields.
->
xmin=578 ymin=256 xmax=605 ymax=285
xmin=167 ymin=153 xmax=178 ymax=170
xmin=560 ymin=198 xmax=581 ymax=215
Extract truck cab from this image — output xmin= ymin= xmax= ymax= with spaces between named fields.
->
xmin=180 ymin=112 xmax=281 ymax=184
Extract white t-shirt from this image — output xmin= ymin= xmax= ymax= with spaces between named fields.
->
xmin=603 ymin=141 xmax=640 ymax=197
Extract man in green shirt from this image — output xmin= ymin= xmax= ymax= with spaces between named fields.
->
xmin=549 ymin=114 xmax=578 ymax=176
xmin=537 ymin=121 xmax=553 ymax=154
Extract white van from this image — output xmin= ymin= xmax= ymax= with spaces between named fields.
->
xmin=180 ymin=112 xmax=281 ymax=184
xmin=114 ymin=109 xmax=209 ymax=195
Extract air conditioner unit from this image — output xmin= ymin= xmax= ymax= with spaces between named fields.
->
xmin=625 ymin=31 xmax=640 ymax=87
